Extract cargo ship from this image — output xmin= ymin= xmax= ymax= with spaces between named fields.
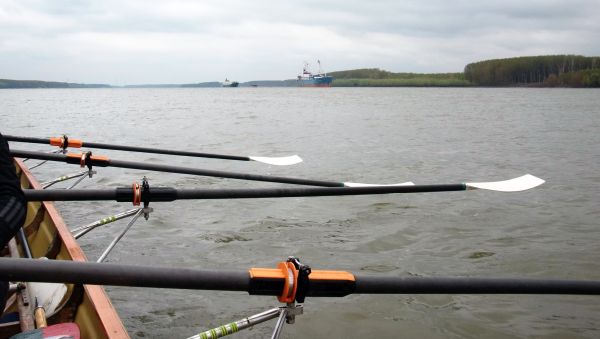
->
xmin=297 ymin=60 xmax=333 ymax=87
xmin=222 ymin=78 xmax=239 ymax=87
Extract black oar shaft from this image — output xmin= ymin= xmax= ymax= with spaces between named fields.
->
xmin=4 ymin=135 xmax=48 ymax=145
xmin=82 ymin=141 xmax=250 ymax=161
xmin=10 ymin=149 xmax=342 ymax=187
xmin=11 ymin=150 xmax=80 ymax=163
xmin=354 ymin=276 xmax=600 ymax=295
xmin=23 ymin=185 xmax=467 ymax=202
xmin=6 ymin=134 xmax=256 ymax=161
xmin=1 ymin=258 xmax=599 ymax=296
xmin=25 ymin=189 xmax=119 ymax=201
xmin=108 ymin=158 xmax=340 ymax=187
xmin=172 ymin=185 xmax=466 ymax=199
xmin=0 ymin=258 xmax=249 ymax=291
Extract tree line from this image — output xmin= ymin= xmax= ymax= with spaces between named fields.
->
xmin=0 ymin=79 xmax=109 ymax=89
xmin=464 ymin=55 xmax=600 ymax=87
xmin=329 ymin=69 xmax=470 ymax=87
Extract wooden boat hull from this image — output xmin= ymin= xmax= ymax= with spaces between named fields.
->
xmin=0 ymin=159 xmax=129 ymax=338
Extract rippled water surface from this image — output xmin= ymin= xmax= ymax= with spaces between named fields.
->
xmin=2 ymin=87 xmax=600 ymax=338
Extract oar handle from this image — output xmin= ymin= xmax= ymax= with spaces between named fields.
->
xmin=0 ymin=258 xmax=250 ymax=291
xmin=34 ymin=301 xmax=48 ymax=328
xmin=4 ymin=135 xmax=49 ymax=145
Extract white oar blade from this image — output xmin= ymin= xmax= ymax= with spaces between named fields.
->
xmin=466 ymin=174 xmax=545 ymax=192
xmin=249 ymin=155 xmax=303 ymax=166
xmin=343 ymin=181 xmax=415 ymax=187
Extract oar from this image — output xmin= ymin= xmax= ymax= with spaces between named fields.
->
xmin=10 ymin=149 xmax=414 ymax=187
xmin=23 ymin=175 xmax=545 ymax=202
xmin=5 ymin=134 xmax=302 ymax=166
xmin=0 ymin=258 xmax=598 ymax=296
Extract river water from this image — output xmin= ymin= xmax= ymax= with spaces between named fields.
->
xmin=2 ymin=87 xmax=600 ymax=338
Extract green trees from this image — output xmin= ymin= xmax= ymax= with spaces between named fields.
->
xmin=0 ymin=79 xmax=109 ymax=88
xmin=464 ymin=55 xmax=600 ymax=87
xmin=330 ymin=69 xmax=470 ymax=87
xmin=331 ymin=57 xmax=600 ymax=87
xmin=582 ymin=69 xmax=600 ymax=87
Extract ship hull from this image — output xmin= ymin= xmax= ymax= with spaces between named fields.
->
xmin=299 ymin=76 xmax=333 ymax=87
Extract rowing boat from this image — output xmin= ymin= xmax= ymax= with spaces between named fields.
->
xmin=0 ymin=158 xmax=129 ymax=338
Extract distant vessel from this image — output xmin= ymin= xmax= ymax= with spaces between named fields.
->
xmin=297 ymin=60 xmax=333 ymax=87
xmin=222 ymin=78 xmax=239 ymax=87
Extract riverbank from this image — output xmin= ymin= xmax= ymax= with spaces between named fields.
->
xmin=3 ymin=55 xmax=599 ymax=88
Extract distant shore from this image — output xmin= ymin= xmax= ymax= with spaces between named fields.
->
xmin=0 ymin=79 xmax=110 ymax=89
xmin=3 ymin=55 xmax=599 ymax=89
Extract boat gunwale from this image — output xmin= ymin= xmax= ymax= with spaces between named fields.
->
xmin=14 ymin=158 xmax=130 ymax=338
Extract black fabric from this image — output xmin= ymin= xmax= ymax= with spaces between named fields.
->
xmin=0 ymin=133 xmax=24 ymax=201
xmin=0 ymin=197 xmax=26 ymax=248
xmin=0 ymin=132 xmax=26 ymax=247
xmin=0 ymin=280 xmax=7 ymax=314
xmin=0 ymin=132 xmax=27 ymax=315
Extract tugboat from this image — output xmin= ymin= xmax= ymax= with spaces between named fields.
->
xmin=222 ymin=78 xmax=239 ymax=87
xmin=297 ymin=60 xmax=333 ymax=87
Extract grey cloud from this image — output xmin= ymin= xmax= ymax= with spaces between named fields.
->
xmin=1 ymin=0 xmax=599 ymax=83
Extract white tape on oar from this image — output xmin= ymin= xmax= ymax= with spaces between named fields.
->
xmin=343 ymin=182 xmax=415 ymax=187
xmin=466 ymin=174 xmax=545 ymax=192
xmin=248 ymin=155 xmax=303 ymax=166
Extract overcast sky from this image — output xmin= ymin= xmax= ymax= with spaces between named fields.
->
xmin=1 ymin=0 xmax=599 ymax=85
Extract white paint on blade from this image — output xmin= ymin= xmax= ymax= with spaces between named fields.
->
xmin=466 ymin=174 xmax=545 ymax=192
xmin=343 ymin=182 xmax=415 ymax=187
xmin=249 ymin=155 xmax=303 ymax=166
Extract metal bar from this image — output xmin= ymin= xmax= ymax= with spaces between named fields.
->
xmin=28 ymin=160 xmax=48 ymax=170
xmin=270 ymin=308 xmax=287 ymax=339
xmin=7 ymin=240 xmax=35 ymax=331
xmin=17 ymin=228 xmax=33 ymax=259
xmin=66 ymin=170 xmax=96 ymax=189
xmin=24 ymin=149 xmax=63 ymax=170
xmin=41 ymin=170 xmax=89 ymax=189
xmin=72 ymin=208 xmax=141 ymax=239
xmin=97 ymin=209 xmax=144 ymax=262
xmin=187 ymin=308 xmax=281 ymax=339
